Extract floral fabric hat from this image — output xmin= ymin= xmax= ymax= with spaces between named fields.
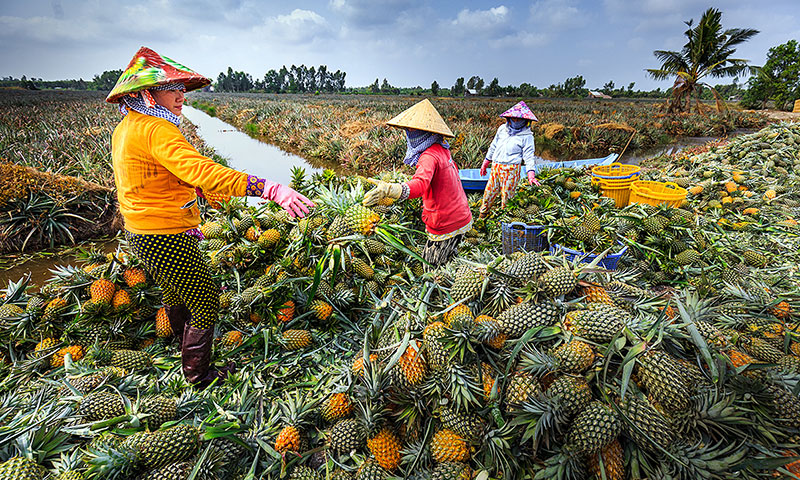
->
xmin=106 ymin=46 xmax=211 ymax=103
xmin=500 ymin=101 xmax=538 ymax=121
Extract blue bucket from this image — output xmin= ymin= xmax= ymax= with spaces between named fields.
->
xmin=549 ymin=243 xmax=628 ymax=270
xmin=501 ymin=222 xmax=547 ymax=254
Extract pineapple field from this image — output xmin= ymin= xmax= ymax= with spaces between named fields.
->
xmin=188 ymin=92 xmax=767 ymax=173
xmin=2 ymin=88 xmax=800 ymax=479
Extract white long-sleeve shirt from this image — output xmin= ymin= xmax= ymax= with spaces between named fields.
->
xmin=485 ymin=125 xmax=537 ymax=166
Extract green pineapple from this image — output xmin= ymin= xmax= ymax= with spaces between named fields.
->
xmin=138 ymin=424 xmax=200 ymax=469
xmin=0 ymin=457 xmax=47 ymax=480
xmin=90 ymin=348 xmax=152 ymax=371
xmin=545 ymin=374 xmax=593 ymax=419
xmin=504 ymin=251 xmax=548 ymax=283
xmin=538 ymin=266 xmax=577 ymax=297
xmin=327 ymin=216 xmax=354 ymax=242
xmin=562 ymin=309 xmax=624 ymax=343
xmin=437 ymin=406 xmax=484 ymax=439
xmin=636 ymin=350 xmax=690 ymax=412
xmin=355 ymin=460 xmax=388 ymax=480
xmin=497 ymin=301 xmax=558 ymax=338
xmin=504 ymin=371 xmax=543 ymax=411
xmin=431 ymin=462 xmax=471 ymax=480
xmin=422 ymin=322 xmax=448 ymax=371
xmin=641 ymin=216 xmax=663 ymax=235
xmin=328 ymin=418 xmax=365 ymax=453
xmin=142 ymin=396 xmax=177 ymax=429
xmin=619 ymin=394 xmax=675 ymax=452
xmin=740 ymin=336 xmax=783 ymax=362
xmin=742 ymin=249 xmax=769 ymax=267
xmin=344 ymin=204 xmax=380 ymax=236
xmin=450 ymin=267 xmax=485 ymax=302
xmin=674 ymin=249 xmax=701 ymax=265
xmin=352 ymin=257 xmax=375 ymax=280
xmin=78 ymin=391 xmax=126 ymax=421
xmin=564 ymin=401 xmax=621 ymax=456
xmin=289 ymin=465 xmax=319 ymax=480
xmin=364 ymin=239 xmax=386 ymax=255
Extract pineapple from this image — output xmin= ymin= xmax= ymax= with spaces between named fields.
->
xmin=474 ymin=315 xmax=507 ymax=349
xmin=740 ymin=336 xmax=783 ymax=362
xmin=395 ymin=341 xmax=427 ymax=386
xmin=352 ymin=257 xmax=375 ymax=280
xmin=586 ymin=438 xmax=625 ymax=480
xmin=562 ymin=309 xmax=624 ymax=343
xmin=619 ymin=394 xmax=675 ymax=453
xmin=504 ymin=371 xmax=543 ymax=411
xmin=636 ymin=349 xmax=690 ymax=412
xmin=327 ymin=216 xmax=354 ymax=242
xmin=218 ymin=330 xmax=244 ymax=349
xmin=422 ymin=322 xmax=448 ymax=370
xmin=51 ymin=345 xmax=84 ymax=368
xmin=431 ymin=462 xmax=471 ymax=480
xmin=551 ymin=340 xmax=595 ymax=373
xmin=122 ymin=268 xmax=147 ymax=289
xmin=674 ymin=249 xmax=701 ymax=265
xmin=367 ymin=427 xmax=401 ymax=471
xmin=138 ymin=424 xmax=200 ymax=469
xmin=505 ymin=251 xmax=548 ymax=283
xmin=355 ymin=460 xmax=388 ymax=480
xmin=282 ymin=330 xmax=313 ymax=350
xmin=90 ymin=348 xmax=152 ymax=371
xmin=564 ymin=401 xmax=621 ymax=456
xmin=743 ymin=249 xmax=768 ymax=267
xmin=328 ymin=417 xmax=365 ymax=453
xmin=42 ymin=297 xmax=68 ymax=324
xmin=258 ymin=229 xmax=281 ymax=248
xmin=274 ymin=394 xmax=315 ymax=455
xmin=141 ymin=395 xmax=177 ymax=429
xmin=539 ymin=266 xmax=577 ymax=297
xmin=343 ymin=204 xmax=381 ymax=236
xmin=35 ymin=337 xmax=58 ymax=353
xmin=309 ymin=300 xmax=333 ymax=321
xmin=0 ymin=457 xmax=47 ymax=480
xmin=437 ymin=406 xmax=484 ymax=439
xmin=580 ymin=285 xmax=614 ymax=305
xmin=155 ymin=307 xmax=171 ymax=338
xmin=277 ymin=300 xmax=295 ymax=323
xmin=111 ymin=290 xmax=131 ymax=311
xmin=450 ymin=267 xmax=484 ymax=302
xmin=89 ymin=279 xmax=116 ymax=306
xmin=200 ymin=221 xmax=224 ymax=239
xmin=497 ymin=301 xmax=558 ymax=338
xmin=78 ymin=391 xmax=126 ymax=421
xmin=545 ymin=375 xmax=593 ymax=419
xmin=289 ymin=466 xmax=319 ymax=480
xmin=321 ymin=393 xmax=353 ymax=423
xmin=431 ymin=429 xmax=470 ymax=462
xmin=364 ymin=239 xmax=386 ymax=255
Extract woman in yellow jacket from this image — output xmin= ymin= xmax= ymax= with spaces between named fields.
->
xmin=107 ymin=47 xmax=313 ymax=388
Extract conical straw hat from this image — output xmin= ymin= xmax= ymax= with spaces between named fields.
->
xmin=106 ymin=47 xmax=211 ymax=103
xmin=386 ymin=99 xmax=454 ymax=137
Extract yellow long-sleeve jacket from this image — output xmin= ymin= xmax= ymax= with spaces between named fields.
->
xmin=112 ymin=111 xmax=251 ymax=234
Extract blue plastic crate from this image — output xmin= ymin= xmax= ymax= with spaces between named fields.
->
xmin=549 ymin=243 xmax=628 ymax=270
xmin=501 ymin=222 xmax=547 ymax=255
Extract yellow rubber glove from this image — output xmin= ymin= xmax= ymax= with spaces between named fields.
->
xmin=362 ymin=180 xmax=403 ymax=207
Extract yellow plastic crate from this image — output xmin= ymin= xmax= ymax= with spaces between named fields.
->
xmin=591 ymin=162 xmax=641 ymax=180
xmin=598 ymin=178 xmax=635 ymax=207
xmin=629 ymin=181 xmax=687 ymax=208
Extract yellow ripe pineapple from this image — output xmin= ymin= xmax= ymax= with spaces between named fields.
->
xmin=111 ymin=290 xmax=132 ymax=311
xmin=321 ymin=393 xmax=353 ymax=423
xmin=258 ymin=229 xmax=281 ymax=248
xmin=35 ymin=337 xmax=59 ymax=353
xmin=309 ymin=300 xmax=333 ymax=321
xmin=586 ymin=437 xmax=625 ymax=480
xmin=51 ymin=345 xmax=84 ymax=368
xmin=89 ymin=279 xmax=116 ymax=306
xmin=367 ymin=427 xmax=402 ymax=471
xmin=155 ymin=307 xmax=172 ymax=338
xmin=122 ymin=268 xmax=147 ymax=289
xmin=443 ymin=304 xmax=473 ymax=326
xmin=475 ymin=315 xmax=507 ymax=349
xmin=219 ymin=330 xmax=244 ymax=349
xmin=397 ymin=341 xmax=427 ymax=385
xmin=480 ymin=362 xmax=496 ymax=401
xmin=580 ymin=285 xmax=614 ymax=305
xmin=352 ymin=354 xmax=378 ymax=377
xmin=431 ymin=429 xmax=470 ymax=462
xmin=277 ymin=300 xmax=295 ymax=323
xmin=282 ymin=329 xmax=313 ymax=350
xmin=274 ymin=425 xmax=302 ymax=454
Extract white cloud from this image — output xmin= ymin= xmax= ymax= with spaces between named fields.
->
xmin=256 ymin=9 xmax=334 ymax=44
xmin=529 ymin=0 xmax=588 ymax=28
xmin=490 ymin=31 xmax=549 ymax=48
xmin=451 ymin=6 xmax=510 ymax=30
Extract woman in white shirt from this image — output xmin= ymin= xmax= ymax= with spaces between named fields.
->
xmin=478 ymin=101 xmax=540 ymax=219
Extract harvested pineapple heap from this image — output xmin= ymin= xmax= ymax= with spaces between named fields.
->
xmin=2 ymin=124 xmax=800 ymax=479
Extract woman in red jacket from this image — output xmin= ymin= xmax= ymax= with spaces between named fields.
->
xmin=363 ymin=99 xmax=472 ymax=266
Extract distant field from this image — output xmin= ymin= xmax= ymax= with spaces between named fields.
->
xmin=188 ymin=92 xmax=767 ymax=173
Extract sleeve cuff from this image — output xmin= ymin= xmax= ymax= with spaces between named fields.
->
xmin=399 ymin=183 xmax=410 ymax=202
xmin=246 ymin=175 xmax=266 ymax=196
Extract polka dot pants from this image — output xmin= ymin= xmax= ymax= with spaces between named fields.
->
xmin=125 ymin=231 xmax=218 ymax=329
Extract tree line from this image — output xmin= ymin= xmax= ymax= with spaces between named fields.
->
xmin=216 ymin=65 xmax=346 ymax=93
xmin=0 ymin=70 xmax=123 ymax=91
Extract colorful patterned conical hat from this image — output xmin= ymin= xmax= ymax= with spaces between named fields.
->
xmin=500 ymin=101 xmax=538 ymax=121
xmin=106 ymin=47 xmax=211 ymax=103
xmin=386 ymin=99 xmax=454 ymax=137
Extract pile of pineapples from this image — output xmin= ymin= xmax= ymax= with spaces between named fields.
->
xmin=3 ymin=161 xmax=800 ymax=478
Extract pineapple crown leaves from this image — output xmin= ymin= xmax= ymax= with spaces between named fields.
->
xmin=518 ymin=346 xmax=556 ymax=378
xmin=11 ymin=417 xmax=76 ymax=466
xmin=84 ymin=440 xmax=139 ymax=480
xmin=509 ymin=394 xmax=569 ymax=448
xmin=277 ymin=390 xmax=322 ymax=428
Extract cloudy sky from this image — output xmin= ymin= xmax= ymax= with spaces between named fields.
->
xmin=1 ymin=0 xmax=797 ymax=91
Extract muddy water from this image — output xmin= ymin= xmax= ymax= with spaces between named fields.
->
xmin=181 ymin=105 xmax=325 ymax=190
xmin=0 ymin=238 xmax=120 ymax=289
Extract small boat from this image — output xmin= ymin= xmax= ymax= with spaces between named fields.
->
xmin=459 ymin=153 xmax=620 ymax=192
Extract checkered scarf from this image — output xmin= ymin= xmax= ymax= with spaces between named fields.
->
xmin=119 ymin=82 xmax=185 ymax=126
xmin=403 ymin=129 xmax=449 ymax=167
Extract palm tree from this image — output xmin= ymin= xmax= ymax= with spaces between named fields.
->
xmin=648 ymin=8 xmax=759 ymax=113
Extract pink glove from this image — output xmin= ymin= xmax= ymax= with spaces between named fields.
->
xmin=527 ymin=170 xmax=540 ymax=186
xmin=261 ymin=181 xmax=315 ymax=218
xmin=480 ymin=159 xmax=491 ymax=177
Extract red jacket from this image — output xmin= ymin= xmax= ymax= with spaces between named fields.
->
xmin=405 ymin=143 xmax=473 ymax=236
